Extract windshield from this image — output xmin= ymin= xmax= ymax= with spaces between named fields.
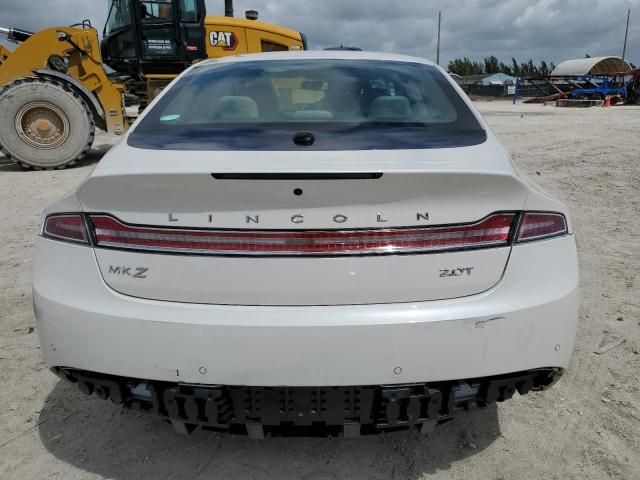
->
xmin=139 ymin=0 xmax=174 ymax=23
xmin=129 ymin=59 xmax=486 ymax=151
xmin=106 ymin=0 xmax=132 ymax=33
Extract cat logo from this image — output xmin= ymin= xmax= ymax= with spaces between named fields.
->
xmin=209 ymin=31 xmax=238 ymax=51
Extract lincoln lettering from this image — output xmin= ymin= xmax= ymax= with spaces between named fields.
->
xmin=167 ymin=212 xmax=430 ymax=225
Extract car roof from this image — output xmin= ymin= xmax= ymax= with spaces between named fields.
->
xmin=194 ymin=50 xmax=437 ymax=70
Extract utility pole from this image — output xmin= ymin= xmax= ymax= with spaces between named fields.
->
xmin=436 ymin=11 xmax=442 ymax=66
xmin=621 ymin=9 xmax=630 ymax=71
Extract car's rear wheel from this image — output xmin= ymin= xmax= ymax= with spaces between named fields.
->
xmin=0 ymin=77 xmax=95 ymax=170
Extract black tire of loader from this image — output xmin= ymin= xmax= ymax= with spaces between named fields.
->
xmin=0 ymin=77 xmax=95 ymax=170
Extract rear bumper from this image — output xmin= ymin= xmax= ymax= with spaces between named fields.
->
xmin=34 ymin=235 xmax=579 ymax=387
xmin=55 ymin=367 xmax=562 ymax=434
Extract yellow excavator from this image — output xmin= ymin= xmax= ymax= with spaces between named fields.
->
xmin=0 ymin=0 xmax=306 ymax=169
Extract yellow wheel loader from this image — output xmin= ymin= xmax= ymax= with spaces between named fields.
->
xmin=0 ymin=1 xmax=306 ymax=169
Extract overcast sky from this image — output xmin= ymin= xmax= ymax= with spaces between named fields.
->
xmin=1 ymin=0 xmax=638 ymax=67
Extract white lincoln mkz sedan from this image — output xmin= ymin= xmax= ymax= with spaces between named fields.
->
xmin=34 ymin=51 xmax=579 ymax=437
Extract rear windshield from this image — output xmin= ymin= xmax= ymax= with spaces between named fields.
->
xmin=129 ymin=59 xmax=486 ymax=150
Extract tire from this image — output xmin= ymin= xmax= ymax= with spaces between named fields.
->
xmin=0 ymin=77 xmax=95 ymax=169
xmin=590 ymin=93 xmax=605 ymax=101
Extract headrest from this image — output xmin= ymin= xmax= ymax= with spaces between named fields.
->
xmin=368 ymin=96 xmax=412 ymax=121
xmin=216 ymin=96 xmax=259 ymax=120
xmin=291 ymin=110 xmax=334 ymax=120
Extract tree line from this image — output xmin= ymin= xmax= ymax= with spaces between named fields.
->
xmin=447 ymin=56 xmax=556 ymax=77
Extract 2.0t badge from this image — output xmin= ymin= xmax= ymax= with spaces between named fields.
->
xmin=440 ymin=267 xmax=474 ymax=277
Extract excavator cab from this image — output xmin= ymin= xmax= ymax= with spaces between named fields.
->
xmin=101 ymin=0 xmax=207 ymax=76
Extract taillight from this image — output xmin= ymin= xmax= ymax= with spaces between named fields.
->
xmin=42 ymin=211 xmax=568 ymax=253
xmin=88 ymin=213 xmax=516 ymax=256
xmin=516 ymin=212 xmax=568 ymax=242
xmin=42 ymin=214 xmax=90 ymax=244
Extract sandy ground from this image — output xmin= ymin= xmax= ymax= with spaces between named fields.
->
xmin=0 ymin=101 xmax=639 ymax=480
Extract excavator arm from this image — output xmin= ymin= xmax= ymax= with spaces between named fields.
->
xmin=0 ymin=25 xmax=127 ymax=136
xmin=0 ymin=45 xmax=11 ymax=65
xmin=0 ymin=25 xmax=128 ymax=169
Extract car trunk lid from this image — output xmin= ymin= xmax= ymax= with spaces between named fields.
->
xmin=78 ymin=145 xmax=527 ymax=306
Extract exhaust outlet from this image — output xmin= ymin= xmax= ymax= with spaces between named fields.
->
xmin=225 ymin=0 xmax=234 ymax=17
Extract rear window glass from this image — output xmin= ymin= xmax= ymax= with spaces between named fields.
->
xmin=129 ymin=59 xmax=486 ymax=150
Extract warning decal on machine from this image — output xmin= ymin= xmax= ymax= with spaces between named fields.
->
xmin=146 ymin=39 xmax=175 ymax=55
